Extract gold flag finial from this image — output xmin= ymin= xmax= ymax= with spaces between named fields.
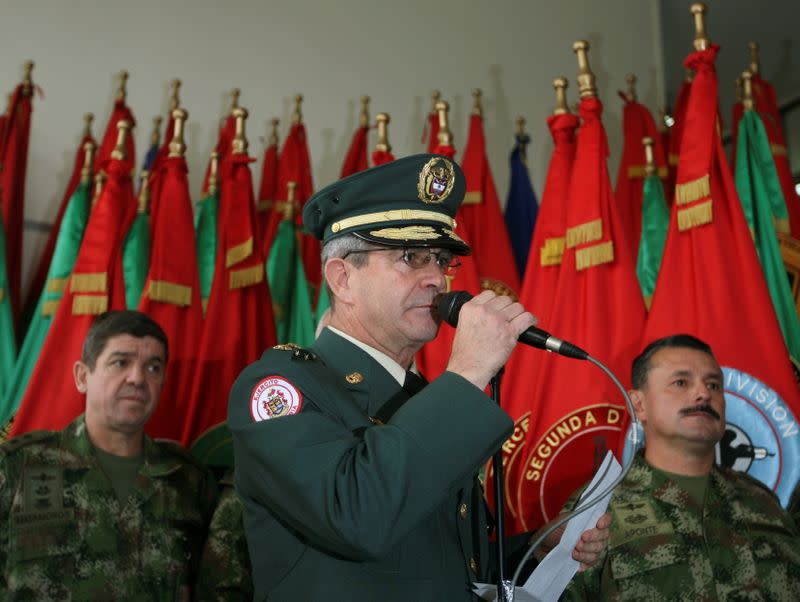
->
xmin=230 ymin=88 xmax=241 ymax=113
xmin=110 ymin=120 xmax=131 ymax=160
xmin=430 ymin=90 xmax=441 ymax=113
xmin=92 ymin=171 xmax=107 ymax=207
xmin=434 ymin=99 xmax=453 ymax=147
xmin=83 ymin=112 xmax=94 ymax=138
xmin=471 ymin=89 xmax=483 ymax=117
xmin=169 ymin=79 xmax=181 ymax=111
xmin=80 ymin=140 xmax=97 ymax=184
xmin=553 ymin=77 xmax=569 ymax=115
xmin=292 ymin=94 xmax=303 ymax=124
xmin=642 ymin=136 xmax=656 ymax=177
xmin=690 ymin=3 xmax=709 ymax=51
xmin=572 ymin=41 xmax=596 ymax=99
xmin=375 ymin=112 xmax=391 ymax=153
xmin=268 ymin=118 xmax=280 ymax=146
xmin=168 ymin=108 xmax=188 ymax=158
xmin=116 ymin=70 xmax=129 ymax=102
xmin=625 ymin=73 xmax=638 ymax=101
xmin=741 ymin=70 xmax=754 ymax=111
xmin=150 ymin=116 xmax=163 ymax=148
xmin=516 ymin=116 xmax=526 ymax=137
xmin=359 ymin=95 xmax=370 ymax=128
xmin=232 ymin=107 xmax=249 ymax=154
xmin=137 ymin=170 xmax=150 ymax=214
xmin=22 ymin=60 xmax=34 ymax=92
xmin=748 ymin=41 xmax=760 ymax=75
xmin=281 ymin=181 xmax=298 ymax=221
xmin=207 ymin=151 xmax=220 ymax=196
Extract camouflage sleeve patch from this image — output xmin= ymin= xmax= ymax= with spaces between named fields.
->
xmin=0 ymin=430 xmax=58 ymax=456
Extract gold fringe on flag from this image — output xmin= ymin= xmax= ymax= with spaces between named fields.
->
xmin=668 ymin=153 xmax=679 ymax=167
xmin=677 ymin=200 xmax=713 ymax=231
xmin=41 ymin=299 xmax=60 ymax=317
xmin=628 ymin=166 xmax=669 ymax=179
xmin=566 ymin=219 xmax=602 ymax=248
xmin=202 ymin=298 xmax=209 ymax=314
xmin=148 ymin=280 xmax=192 ymax=306
xmin=540 ymin=237 xmax=565 ymax=266
xmin=226 ymin=237 xmax=253 ymax=268
xmin=72 ymin=294 xmax=108 ymax=315
xmin=256 ymin=200 xmax=272 ymax=212
xmin=46 ymin=277 xmax=68 ymax=293
xmin=775 ymin=217 xmax=790 ymax=235
xmin=71 ymin=272 xmax=107 ymax=293
xmin=675 ymin=174 xmax=710 ymax=205
xmin=771 ymin=144 xmax=787 ymax=157
xmin=575 ymin=240 xmax=614 ymax=271
xmin=462 ymin=191 xmax=483 ymax=205
xmin=229 ymin=264 xmax=264 ymax=290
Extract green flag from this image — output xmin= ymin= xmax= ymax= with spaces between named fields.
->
xmin=122 ymin=211 xmax=150 ymax=309
xmin=315 ymin=283 xmax=330 ymax=332
xmin=0 ymin=211 xmax=16 ymax=401
xmin=636 ymin=172 xmax=670 ymax=307
xmin=266 ymin=218 xmax=314 ymax=346
xmin=194 ymin=191 xmax=219 ymax=313
xmin=735 ymin=109 xmax=800 ymax=361
xmin=1 ymin=182 xmax=91 ymax=422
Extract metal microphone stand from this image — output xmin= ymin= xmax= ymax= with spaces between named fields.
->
xmin=490 ymin=369 xmax=513 ymax=601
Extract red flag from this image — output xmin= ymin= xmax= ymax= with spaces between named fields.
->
xmin=614 ymin=94 xmax=669 ymax=258
xmin=1 ymin=78 xmax=34 ymax=320
xmin=257 ymin=125 xmax=280 ymax=249
xmin=515 ymin=95 xmax=646 ymax=532
xmin=372 ymin=149 xmax=395 ymax=166
xmin=667 ymin=75 xmax=692 ymax=198
xmin=730 ymin=79 xmax=744 ymax=166
xmin=339 ymin=125 xmax=369 ymax=178
xmin=181 ymin=151 xmax=276 ymax=459
xmin=638 ymin=44 xmax=800 ymax=505
xmin=495 ymin=111 xmax=579 ymax=534
xmin=95 ymin=100 xmax=136 ymax=175
xmin=459 ymin=112 xmax=521 ymax=296
xmin=11 ymin=154 xmax=135 ymax=436
xmin=137 ymin=154 xmax=203 ymax=441
xmin=23 ymin=127 xmax=96 ymax=318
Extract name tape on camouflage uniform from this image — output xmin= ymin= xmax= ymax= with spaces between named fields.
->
xmin=250 ymin=376 xmax=303 ymax=422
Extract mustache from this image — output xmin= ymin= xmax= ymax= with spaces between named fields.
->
xmin=680 ymin=404 xmax=721 ymax=420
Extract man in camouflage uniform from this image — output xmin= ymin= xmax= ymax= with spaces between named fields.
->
xmin=564 ymin=334 xmax=800 ymax=601
xmin=0 ymin=310 xmax=216 ymax=600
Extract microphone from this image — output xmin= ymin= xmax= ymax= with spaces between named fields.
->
xmin=435 ymin=291 xmax=589 ymax=360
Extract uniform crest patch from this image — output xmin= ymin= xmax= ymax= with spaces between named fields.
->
xmin=250 ymin=376 xmax=303 ymax=422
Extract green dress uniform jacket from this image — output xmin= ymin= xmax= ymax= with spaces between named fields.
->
xmin=0 ymin=415 xmax=217 ymax=601
xmin=563 ymin=452 xmax=800 ymax=601
xmin=228 ymin=328 xmax=513 ymax=601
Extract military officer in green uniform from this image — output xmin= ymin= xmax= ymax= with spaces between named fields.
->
xmin=229 ymin=154 xmax=608 ymax=601
xmin=0 ymin=310 xmax=217 ymax=600
xmin=563 ymin=334 xmax=800 ymax=601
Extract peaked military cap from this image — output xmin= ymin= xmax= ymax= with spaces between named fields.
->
xmin=303 ymin=153 xmax=471 ymax=255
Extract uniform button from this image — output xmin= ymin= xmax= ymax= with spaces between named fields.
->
xmin=459 ymin=503 xmax=469 ymax=519
xmin=469 ymin=558 xmax=478 ymax=576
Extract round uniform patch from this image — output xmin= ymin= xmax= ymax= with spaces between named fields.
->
xmin=250 ymin=376 xmax=303 ymax=422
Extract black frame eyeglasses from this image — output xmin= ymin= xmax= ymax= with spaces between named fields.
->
xmin=342 ymin=247 xmax=462 ymax=276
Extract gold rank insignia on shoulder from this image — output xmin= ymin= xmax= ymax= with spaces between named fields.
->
xmin=345 ymin=372 xmax=364 ymax=384
xmin=418 ymin=156 xmax=455 ymax=204
xmin=292 ymin=349 xmax=316 ymax=361
xmin=273 ymin=343 xmax=300 ymax=351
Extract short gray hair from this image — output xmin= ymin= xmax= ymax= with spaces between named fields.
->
xmin=320 ymin=234 xmax=384 ymax=307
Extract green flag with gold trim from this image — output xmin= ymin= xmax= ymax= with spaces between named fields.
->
xmin=0 ymin=210 xmax=16 ymax=401
xmin=636 ymin=171 xmax=669 ymax=307
xmin=194 ymin=190 xmax=219 ymax=313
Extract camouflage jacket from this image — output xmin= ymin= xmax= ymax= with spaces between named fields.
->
xmin=0 ymin=415 xmax=217 ymax=601
xmin=196 ymin=469 xmax=253 ymax=601
xmin=563 ymin=452 xmax=800 ymax=601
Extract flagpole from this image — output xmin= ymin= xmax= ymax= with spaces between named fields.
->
xmin=490 ymin=369 xmax=512 ymax=601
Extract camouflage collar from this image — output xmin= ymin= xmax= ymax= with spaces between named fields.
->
xmin=627 ymin=451 xmax=727 ymax=509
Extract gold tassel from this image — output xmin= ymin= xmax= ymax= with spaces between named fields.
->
xmin=71 ymin=272 xmax=107 ymax=293
xmin=575 ymin=241 xmax=614 ymax=271
xmin=148 ymin=280 xmax=192 ymax=306
xmin=72 ymin=294 xmax=108 ymax=315
xmin=566 ymin=219 xmax=602 ymax=248
xmin=462 ymin=191 xmax=482 ymax=205
xmin=657 ymin=166 xmax=668 ymax=178
xmin=775 ymin=217 xmax=790 ymax=235
xmin=677 ymin=200 xmax=713 ymax=231
xmin=771 ymin=144 xmax=787 ymax=157
xmin=675 ymin=174 xmax=710 ymax=206
xmin=226 ymin=237 xmax=253 ymax=268
xmin=540 ymin=237 xmax=565 ymax=266
xmin=41 ymin=299 xmax=60 ymax=317
xmin=229 ymin=264 xmax=264 ymax=290
xmin=202 ymin=297 xmax=209 ymax=314
xmin=668 ymin=153 xmax=679 ymax=167
xmin=256 ymin=200 xmax=272 ymax=212
xmin=46 ymin=277 xmax=68 ymax=293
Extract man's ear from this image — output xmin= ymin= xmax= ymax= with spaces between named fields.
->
xmin=325 ymin=258 xmax=354 ymax=305
xmin=73 ymin=361 xmax=89 ymax=394
xmin=630 ymin=389 xmax=646 ymax=423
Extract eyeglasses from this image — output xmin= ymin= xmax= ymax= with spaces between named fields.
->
xmin=342 ymin=247 xmax=462 ymax=276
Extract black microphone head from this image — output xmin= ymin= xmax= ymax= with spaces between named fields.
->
xmin=434 ymin=291 xmax=473 ymax=327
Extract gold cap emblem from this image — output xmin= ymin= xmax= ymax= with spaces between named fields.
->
xmin=418 ymin=157 xmax=455 ymax=204
xmin=345 ymin=372 xmax=364 ymax=384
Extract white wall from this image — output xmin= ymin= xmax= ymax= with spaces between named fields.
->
xmin=0 ymin=0 xmax=665 ymax=294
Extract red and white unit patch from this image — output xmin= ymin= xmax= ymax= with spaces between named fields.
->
xmin=250 ymin=376 xmax=303 ymax=422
